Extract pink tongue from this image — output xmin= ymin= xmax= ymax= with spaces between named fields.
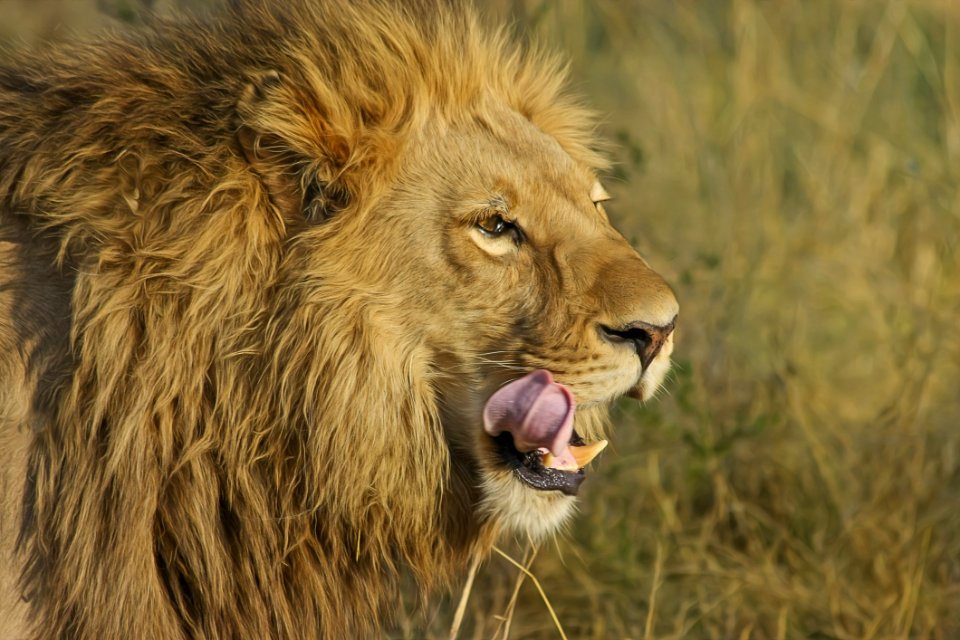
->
xmin=482 ymin=370 xmax=575 ymax=457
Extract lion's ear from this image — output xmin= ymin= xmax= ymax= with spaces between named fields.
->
xmin=236 ymin=70 xmax=350 ymax=224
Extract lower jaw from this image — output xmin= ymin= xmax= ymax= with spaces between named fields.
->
xmin=492 ymin=433 xmax=586 ymax=496
xmin=477 ymin=469 xmax=578 ymax=540
xmin=512 ymin=466 xmax=585 ymax=496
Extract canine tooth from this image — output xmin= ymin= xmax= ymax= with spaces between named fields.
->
xmin=541 ymin=452 xmax=578 ymax=472
xmin=570 ymin=440 xmax=608 ymax=468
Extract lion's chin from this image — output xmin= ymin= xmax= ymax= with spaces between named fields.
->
xmin=477 ymin=468 xmax=577 ymax=540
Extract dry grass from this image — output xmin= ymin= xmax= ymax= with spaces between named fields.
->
xmin=427 ymin=2 xmax=960 ymax=638
xmin=4 ymin=0 xmax=959 ymax=637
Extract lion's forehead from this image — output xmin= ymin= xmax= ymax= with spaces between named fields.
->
xmin=445 ymin=129 xmax=603 ymax=231
xmin=426 ymin=104 xmax=598 ymax=204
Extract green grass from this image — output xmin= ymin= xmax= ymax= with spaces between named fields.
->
xmin=5 ymin=1 xmax=959 ymax=637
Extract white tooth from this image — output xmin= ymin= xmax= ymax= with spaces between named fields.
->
xmin=570 ymin=440 xmax=608 ymax=468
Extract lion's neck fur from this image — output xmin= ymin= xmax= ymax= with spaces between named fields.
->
xmin=18 ymin=206 xmax=496 ymax=637
xmin=21 ymin=165 xmax=516 ymax=632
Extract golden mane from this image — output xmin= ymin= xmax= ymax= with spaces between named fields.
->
xmin=0 ymin=1 xmax=612 ymax=637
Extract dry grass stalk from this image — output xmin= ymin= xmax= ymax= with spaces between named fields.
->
xmin=493 ymin=544 xmax=537 ymax=640
xmin=492 ymin=546 xmax=568 ymax=640
xmin=643 ymin=541 xmax=664 ymax=640
xmin=449 ymin=553 xmax=481 ymax=640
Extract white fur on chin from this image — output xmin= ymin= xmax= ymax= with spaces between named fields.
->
xmin=478 ymin=470 xmax=577 ymax=541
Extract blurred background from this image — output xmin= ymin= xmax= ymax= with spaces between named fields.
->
xmin=2 ymin=1 xmax=958 ymax=637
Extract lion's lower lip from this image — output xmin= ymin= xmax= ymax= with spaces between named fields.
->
xmin=492 ymin=432 xmax=586 ymax=496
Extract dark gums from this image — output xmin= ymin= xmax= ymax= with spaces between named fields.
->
xmin=493 ymin=432 xmax=586 ymax=496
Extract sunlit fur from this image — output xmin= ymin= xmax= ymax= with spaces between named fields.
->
xmin=0 ymin=1 xmax=677 ymax=638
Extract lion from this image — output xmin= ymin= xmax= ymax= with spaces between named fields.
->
xmin=0 ymin=0 xmax=678 ymax=637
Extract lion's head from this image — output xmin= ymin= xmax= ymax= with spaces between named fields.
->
xmin=233 ymin=5 xmax=678 ymax=544
xmin=379 ymin=100 xmax=678 ymax=538
xmin=0 ymin=0 xmax=676 ymax=637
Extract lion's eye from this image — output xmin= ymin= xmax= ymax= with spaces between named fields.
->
xmin=477 ymin=214 xmax=522 ymax=244
xmin=590 ymin=182 xmax=611 ymax=205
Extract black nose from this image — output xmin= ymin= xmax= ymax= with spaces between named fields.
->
xmin=600 ymin=316 xmax=677 ymax=370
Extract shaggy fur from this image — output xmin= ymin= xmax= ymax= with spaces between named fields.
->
xmin=0 ymin=1 xmax=678 ymax=638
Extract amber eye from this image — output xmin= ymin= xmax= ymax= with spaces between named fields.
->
xmin=477 ymin=214 xmax=522 ymax=244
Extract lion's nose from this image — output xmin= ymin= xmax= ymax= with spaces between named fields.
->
xmin=600 ymin=316 xmax=677 ymax=371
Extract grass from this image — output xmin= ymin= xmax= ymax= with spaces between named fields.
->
xmin=5 ymin=0 xmax=959 ymax=637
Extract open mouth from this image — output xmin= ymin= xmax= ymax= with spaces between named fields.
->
xmin=491 ymin=430 xmax=607 ymax=495
xmin=483 ymin=369 xmax=608 ymax=496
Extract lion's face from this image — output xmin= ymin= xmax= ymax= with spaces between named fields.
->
xmin=344 ymin=102 xmax=679 ymax=539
